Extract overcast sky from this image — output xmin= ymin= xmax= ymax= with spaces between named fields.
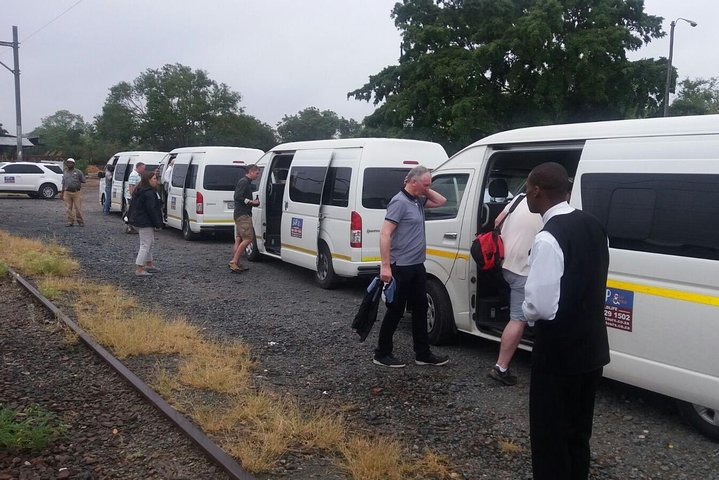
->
xmin=1 ymin=0 xmax=717 ymax=136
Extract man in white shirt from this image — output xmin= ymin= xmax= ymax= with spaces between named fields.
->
xmin=161 ymin=158 xmax=174 ymax=221
xmin=487 ymin=193 xmax=543 ymax=385
xmin=521 ymin=162 xmax=610 ymax=480
xmin=124 ymin=162 xmax=145 ymax=233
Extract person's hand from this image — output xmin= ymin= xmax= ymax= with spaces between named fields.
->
xmin=380 ymin=264 xmax=392 ymax=283
xmin=253 ymin=199 xmax=260 ymax=206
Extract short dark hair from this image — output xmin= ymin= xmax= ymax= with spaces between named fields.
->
xmin=246 ymin=164 xmax=260 ymax=173
xmin=528 ymin=162 xmax=569 ymax=202
xmin=135 ymin=162 xmax=145 ymax=169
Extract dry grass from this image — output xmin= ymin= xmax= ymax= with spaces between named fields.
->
xmin=412 ymin=449 xmax=455 ymax=479
xmin=177 ymin=341 xmax=253 ymax=394
xmin=497 ymin=438 xmax=523 ymax=455
xmin=340 ymin=436 xmax=409 ymax=480
xmin=0 ymin=230 xmax=79 ymax=277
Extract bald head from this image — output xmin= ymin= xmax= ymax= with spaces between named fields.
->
xmin=526 ymin=162 xmax=570 ymax=215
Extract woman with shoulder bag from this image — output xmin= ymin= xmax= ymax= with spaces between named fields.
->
xmin=128 ymin=171 xmax=163 ymax=276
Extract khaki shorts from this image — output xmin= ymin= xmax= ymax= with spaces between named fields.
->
xmin=234 ymin=215 xmax=254 ymax=240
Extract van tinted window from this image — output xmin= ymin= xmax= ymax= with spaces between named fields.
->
xmin=44 ymin=164 xmax=63 ymax=174
xmin=289 ymin=166 xmax=326 ymax=205
xmin=582 ymin=173 xmax=719 ymax=261
xmin=204 ymin=165 xmax=247 ymax=191
xmin=322 ymin=167 xmax=351 ymax=207
xmin=425 ymin=173 xmax=469 ymax=220
xmin=114 ymin=164 xmax=126 ymax=181
xmin=172 ymin=164 xmax=188 ymax=187
xmin=362 ymin=168 xmax=409 ymax=209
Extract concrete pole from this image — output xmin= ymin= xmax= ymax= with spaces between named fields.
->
xmin=12 ymin=26 xmax=22 ymax=161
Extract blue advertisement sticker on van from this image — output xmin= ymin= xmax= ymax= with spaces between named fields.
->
xmin=291 ymin=217 xmax=303 ymax=238
xmin=4 ymin=176 xmax=15 ymax=184
xmin=605 ymin=288 xmax=634 ymax=332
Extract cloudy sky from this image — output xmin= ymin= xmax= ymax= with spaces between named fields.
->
xmin=1 ymin=0 xmax=717 ymax=136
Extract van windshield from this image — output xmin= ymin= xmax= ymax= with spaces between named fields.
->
xmin=203 ymin=165 xmax=248 ymax=191
xmin=362 ymin=168 xmax=410 ymax=209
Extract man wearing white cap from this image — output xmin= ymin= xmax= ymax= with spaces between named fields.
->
xmin=60 ymin=158 xmax=86 ymax=227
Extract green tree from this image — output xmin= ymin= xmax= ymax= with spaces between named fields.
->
xmin=94 ymin=63 xmax=273 ymax=151
xmin=349 ymin=0 xmax=666 ymax=153
xmin=30 ymin=110 xmax=89 ymax=158
xmin=204 ymin=113 xmax=277 ymax=151
xmin=277 ymin=107 xmax=361 ymax=143
xmin=669 ymin=77 xmax=719 ymax=116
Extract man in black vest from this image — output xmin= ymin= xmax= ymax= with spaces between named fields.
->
xmin=522 ymin=162 xmax=610 ymax=480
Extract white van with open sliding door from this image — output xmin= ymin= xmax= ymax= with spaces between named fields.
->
xmin=100 ymin=151 xmax=166 ymax=214
xmin=250 ymin=138 xmax=448 ymax=288
xmin=162 ymin=146 xmax=264 ymax=240
xmin=423 ymin=114 xmax=719 ymax=440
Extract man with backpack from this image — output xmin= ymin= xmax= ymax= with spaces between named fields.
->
xmin=487 ymin=192 xmax=543 ymax=385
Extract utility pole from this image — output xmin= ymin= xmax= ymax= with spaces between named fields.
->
xmin=0 ymin=26 xmax=23 ymax=161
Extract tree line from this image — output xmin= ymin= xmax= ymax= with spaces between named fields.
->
xmin=11 ymin=0 xmax=719 ymax=163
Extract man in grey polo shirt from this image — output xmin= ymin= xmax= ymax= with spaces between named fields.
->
xmin=373 ymin=165 xmax=449 ymax=368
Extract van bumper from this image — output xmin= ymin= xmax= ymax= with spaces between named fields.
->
xmin=199 ymin=224 xmax=234 ymax=234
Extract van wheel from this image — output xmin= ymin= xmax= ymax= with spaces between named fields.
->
xmin=245 ymin=237 xmax=261 ymax=262
xmin=38 ymin=183 xmax=57 ymax=199
xmin=426 ymin=279 xmax=456 ymax=345
xmin=182 ymin=214 xmax=198 ymax=241
xmin=315 ymin=244 xmax=339 ymax=289
xmin=677 ymin=400 xmax=719 ymax=441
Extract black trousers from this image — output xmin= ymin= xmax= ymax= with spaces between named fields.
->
xmin=375 ymin=263 xmax=431 ymax=359
xmin=529 ymin=367 xmax=603 ymax=480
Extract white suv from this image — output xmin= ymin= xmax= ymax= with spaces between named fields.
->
xmin=0 ymin=161 xmax=63 ymax=199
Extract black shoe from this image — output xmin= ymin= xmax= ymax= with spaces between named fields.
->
xmin=66 ymin=223 xmax=74 ymax=227
xmin=415 ymin=353 xmax=449 ymax=366
xmin=488 ymin=365 xmax=517 ymax=386
xmin=373 ymin=354 xmax=406 ymax=368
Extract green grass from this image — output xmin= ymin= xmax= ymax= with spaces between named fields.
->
xmin=0 ymin=405 xmax=66 ymax=452
xmin=0 ymin=261 xmax=7 ymax=276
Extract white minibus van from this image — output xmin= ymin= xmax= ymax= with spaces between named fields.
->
xmin=160 ymin=146 xmax=264 ymax=240
xmin=99 ymin=151 xmax=167 ymax=214
xmin=423 ymin=114 xmax=719 ymax=439
xmin=249 ymin=138 xmax=448 ymax=288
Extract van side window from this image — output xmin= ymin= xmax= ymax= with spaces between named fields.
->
xmin=582 ymin=173 xmax=719 ymax=261
xmin=321 ymin=167 xmax=351 ymax=207
xmin=172 ymin=164 xmax=188 ymax=188
xmin=114 ymin=164 xmax=126 ymax=181
xmin=186 ymin=165 xmax=198 ymax=189
xmin=362 ymin=168 xmax=409 ymax=209
xmin=425 ymin=174 xmax=470 ymax=220
xmin=203 ymin=165 xmax=245 ymax=191
xmin=289 ymin=166 xmax=326 ymax=205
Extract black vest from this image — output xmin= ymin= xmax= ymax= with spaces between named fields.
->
xmin=532 ymin=210 xmax=610 ymax=374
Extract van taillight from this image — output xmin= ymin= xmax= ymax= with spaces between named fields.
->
xmin=350 ymin=211 xmax=362 ymax=248
xmin=196 ymin=191 xmax=204 ymax=214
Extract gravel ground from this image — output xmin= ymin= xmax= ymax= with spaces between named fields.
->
xmin=1 ymin=181 xmax=718 ymax=479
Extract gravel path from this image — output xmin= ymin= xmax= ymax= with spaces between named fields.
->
xmin=1 ymin=181 xmax=718 ymax=479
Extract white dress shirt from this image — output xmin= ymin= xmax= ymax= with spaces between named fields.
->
xmin=521 ymin=202 xmax=575 ymax=326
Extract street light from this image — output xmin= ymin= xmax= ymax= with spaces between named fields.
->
xmin=663 ymin=17 xmax=698 ymax=117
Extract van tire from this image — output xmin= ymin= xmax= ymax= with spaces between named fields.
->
xmin=677 ymin=400 xmax=719 ymax=441
xmin=182 ymin=214 xmax=199 ymax=241
xmin=315 ymin=243 xmax=339 ymax=289
xmin=246 ymin=237 xmax=261 ymax=262
xmin=426 ymin=279 xmax=456 ymax=345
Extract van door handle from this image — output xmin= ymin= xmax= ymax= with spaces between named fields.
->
xmin=444 ymin=233 xmax=458 ymax=240
xmin=284 ymin=201 xmax=288 ymax=210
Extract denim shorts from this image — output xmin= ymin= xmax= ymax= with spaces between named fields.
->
xmin=502 ymin=269 xmax=527 ymax=321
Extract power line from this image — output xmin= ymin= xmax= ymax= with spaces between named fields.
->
xmin=21 ymin=0 xmax=84 ymax=43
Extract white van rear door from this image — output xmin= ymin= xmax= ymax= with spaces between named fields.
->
xmin=281 ymin=149 xmax=333 ymax=269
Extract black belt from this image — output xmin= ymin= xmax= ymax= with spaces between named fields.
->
xmin=66 ymin=188 xmax=79 ymax=192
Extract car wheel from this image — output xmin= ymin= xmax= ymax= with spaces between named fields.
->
xmin=38 ymin=183 xmax=57 ymax=199
xmin=677 ymin=400 xmax=719 ymax=441
xmin=182 ymin=214 xmax=198 ymax=241
xmin=245 ymin=237 xmax=261 ymax=262
xmin=426 ymin=278 xmax=456 ymax=345
xmin=315 ymin=243 xmax=339 ymax=289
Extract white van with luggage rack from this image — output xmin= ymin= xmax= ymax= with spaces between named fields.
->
xmin=249 ymin=138 xmax=448 ymax=288
xmin=160 ymin=146 xmax=264 ymax=240
xmin=423 ymin=114 xmax=719 ymax=439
